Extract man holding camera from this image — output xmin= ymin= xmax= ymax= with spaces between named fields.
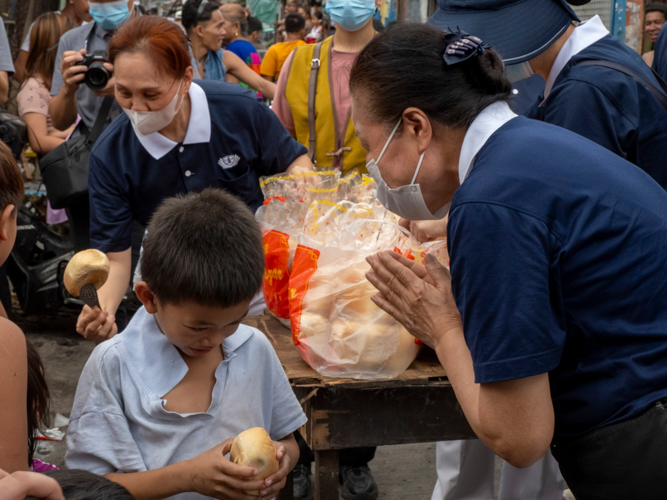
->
xmin=49 ymin=0 xmax=137 ymax=133
xmin=47 ymin=0 xmax=138 ymax=252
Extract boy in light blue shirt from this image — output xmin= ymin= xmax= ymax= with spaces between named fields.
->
xmin=66 ymin=189 xmax=307 ymax=500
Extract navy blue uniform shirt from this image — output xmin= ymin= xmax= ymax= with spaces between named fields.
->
xmin=653 ymin=26 xmax=667 ymax=82
xmin=527 ymin=34 xmax=667 ymax=189
xmin=449 ymin=115 xmax=667 ymax=442
xmin=89 ymin=81 xmax=307 ymax=253
xmin=509 ymin=74 xmax=546 ymax=116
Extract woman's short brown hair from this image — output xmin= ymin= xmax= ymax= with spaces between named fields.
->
xmin=109 ymin=16 xmax=192 ymax=80
xmin=220 ymin=4 xmax=250 ymax=35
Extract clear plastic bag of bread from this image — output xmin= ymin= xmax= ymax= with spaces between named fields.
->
xmin=259 ymin=170 xmax=340 ymax=207
xmin=406 ymin=239 xmax=449 ymax=268
xmin=336 ymin=170 xmax=377 ymax=204
xmin=289 ymin=217 xmax=424 ymax=380
xmin=256 ymin=170 xmax=340 ymax=322
xmin=302 ymin=196 xmax=398 ymax=245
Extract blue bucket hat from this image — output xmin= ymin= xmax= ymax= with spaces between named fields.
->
xmin=427 ymin=0 xmax=580 ymax=64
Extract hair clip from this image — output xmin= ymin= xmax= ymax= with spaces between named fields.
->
xmin=443 ymin=28 xmax=491 ymax=66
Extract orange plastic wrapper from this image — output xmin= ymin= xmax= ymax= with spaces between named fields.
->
xmin=406 ymin=240 xmax=449 ymax=268
xmin=256 ymin=171 xmax=339 ymax=322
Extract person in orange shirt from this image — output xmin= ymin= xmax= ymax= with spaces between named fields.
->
xmin=261 ymin=13 xmax=306 ymax=82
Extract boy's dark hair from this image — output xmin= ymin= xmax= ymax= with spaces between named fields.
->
xmin=0 ymin=140 xmax=23 ymax=213
xmin=247 ymin=16 xmax=263 ymax=34
xmin=27 ymin=470 xmax=135 ymax=500
xmin=285 ymin=13 xmax=306 ymax=33
xmin=647 ymin=3 xmax=667 ymax=20
xmin=26 ymin=340 xmax=50 ymax=467
xmin=140 ymin=188 xmax=264 ymax=308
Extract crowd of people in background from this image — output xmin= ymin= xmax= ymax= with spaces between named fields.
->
xmin=0 ymin=0 xmax=667 ymax=500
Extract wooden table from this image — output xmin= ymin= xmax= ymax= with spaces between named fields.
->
xmin=243 ymin=316 xmax=476 ymax=500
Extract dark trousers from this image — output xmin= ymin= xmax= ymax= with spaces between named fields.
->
xmin=65 ymin=194 xmax=90 ymax=252
xmin=295 ymin=431 xmax=376 ymax=468
xmin=552 ymin=400 xmax=667 ymax=500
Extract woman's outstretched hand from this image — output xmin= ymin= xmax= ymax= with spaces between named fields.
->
xmin=365 ymin=251 xmax=462 ymax=349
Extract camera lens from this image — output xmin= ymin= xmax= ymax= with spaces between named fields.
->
xmin=85 ymin=62 xmax=110 ymax=90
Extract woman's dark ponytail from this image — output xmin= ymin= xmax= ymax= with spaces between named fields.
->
xmin=350 ymin=23 xmax=512 ymax=129
xmin=469 ymin=48 xmax=512 ymax=99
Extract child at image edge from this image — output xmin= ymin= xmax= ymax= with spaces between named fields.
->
xmin=66 ymin=189 xmax=307 ymax=500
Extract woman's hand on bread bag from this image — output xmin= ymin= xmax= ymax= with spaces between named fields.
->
xmin=255 ymin=442 xmax=291 ymax=500
xmin=76 ymin=305 xmax=118 ymax=344
xmin=185 ymin=439 xmax=265 ymax=500
xmin=399 ymin=216 xmax=448 ymax=243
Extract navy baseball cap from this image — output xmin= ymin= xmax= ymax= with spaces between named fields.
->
xmin=427 ymin=0 xmax=580 ymax=64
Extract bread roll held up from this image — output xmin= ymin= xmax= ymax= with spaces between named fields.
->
xmin=63 ymin=249 xmax=110 ymax=309
xmin=230 ymin=427 xmax=279 ymax=494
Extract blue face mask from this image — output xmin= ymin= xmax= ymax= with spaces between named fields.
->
xmin=325 ymin=0 xmax=376 ymax=32
xmin=89 ymin=1 xmax=131 ymax=31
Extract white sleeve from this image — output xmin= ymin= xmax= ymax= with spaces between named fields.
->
xmin=0 ymin=21 xmax=15 ymax=74
xmin=65 ymin=343 xmax=147 ymax=474
xmin=265 ymin=337 xmax=308 ymax=441
xmin=21 ymin=22 xmax=34 ymax=52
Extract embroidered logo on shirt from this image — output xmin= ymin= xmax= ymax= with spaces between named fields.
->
xmin=218 ymin=155 xmax=241 ymax=169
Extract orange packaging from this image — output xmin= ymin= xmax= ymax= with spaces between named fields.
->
xmin=262 ymin=230 xmax=291 ymax=319
xmin=288 ymin=244 xmax=320 ymax=344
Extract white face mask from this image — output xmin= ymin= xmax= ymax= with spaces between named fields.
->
xmin=123 ymin=80 xmax=184 ymax=137
xmin=504 ymin=61 xmax=535 ymax=84
xmin=366 ymin=119 xmax=451 ymax=221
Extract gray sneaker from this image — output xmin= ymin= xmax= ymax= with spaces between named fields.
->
xmin=293 ymin=463 xmax=314 ymax=500
xmin=340 ymin=465 xmax=379 ymax=500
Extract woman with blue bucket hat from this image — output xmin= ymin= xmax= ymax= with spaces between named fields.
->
xmin=427 ymin=0 xmax=667 ymax=188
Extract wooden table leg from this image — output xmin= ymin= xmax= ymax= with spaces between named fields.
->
xmin=277 ymin=470 xmax=294 ymax=500
xmin=315 ymin=449 xmax=339 ymax=500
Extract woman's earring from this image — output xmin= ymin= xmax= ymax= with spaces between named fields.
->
xmin=235 ymin=32 xmax=239 ymax=37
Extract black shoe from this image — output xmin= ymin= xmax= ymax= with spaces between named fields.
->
xmin=340 ymin=465 xmax=379 ymax=500
xmin=293 ymin=463 xmax=314 ymax=500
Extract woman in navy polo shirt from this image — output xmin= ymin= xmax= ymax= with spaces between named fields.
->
xmin=354 ymin=25 xmax=667 ymax=500
xmin=76 ymin=16 xmax=311 ymax=342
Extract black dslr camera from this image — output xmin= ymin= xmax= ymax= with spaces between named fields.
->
xmin=75 ymin=50 xmax=111 ymax=90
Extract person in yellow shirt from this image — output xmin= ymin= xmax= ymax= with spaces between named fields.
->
xmin=261 ymin=13 xmax=306 ymax=82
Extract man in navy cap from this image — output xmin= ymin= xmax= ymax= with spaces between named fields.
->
xmin=428 ymin=0 xmax=667 ymax=190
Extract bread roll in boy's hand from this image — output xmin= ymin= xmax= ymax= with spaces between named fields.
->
xmin=64 ymin=249 xmax=110 ymax=309
xmin=230 ymin=427 xmax=280 ymax=494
